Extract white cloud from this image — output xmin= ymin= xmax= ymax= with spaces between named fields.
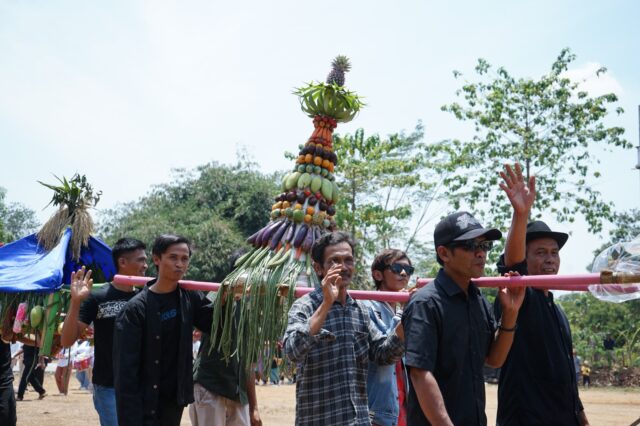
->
xmin=563 ymin=62 xmax=624 ymax=98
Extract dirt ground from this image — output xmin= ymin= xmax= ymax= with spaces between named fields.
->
xmin=15 ymin=374 xmax=640 ymax=425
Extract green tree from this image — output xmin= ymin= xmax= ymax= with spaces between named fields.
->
xmin=332 ymin=124 xmax=440 ymax=287
xmin=560 ymin=293 xmax=640 ymax=368
xmin=0 ymin=187 xmax=39 ymax=242
xmin=434 ymin=48 xmax=630 ymax=237
xmin=98 ymin=160 xmax=277 ymax=282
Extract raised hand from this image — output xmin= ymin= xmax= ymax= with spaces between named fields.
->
xmin=499 ymin=163 xmax=536 ymax=215
xmin=321 ymin=263 xmax=342 ymax=304
xmin=70 ymin=266 xmax=93 ymax=302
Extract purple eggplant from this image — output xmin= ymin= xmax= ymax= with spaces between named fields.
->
xmin=246 ymin=229 xmax=262 ymax=245
xmin=254 ymin=226 xmax=268 ymax=247
xmin=269 ymin=221 xmax=290 ymax=250
xmin=293 ymin=224 xmax=309 ymax=248
xmin=257 ymin=221 xmax=281 ymax=246
xmin=301 ymin=225 xmax=316 ymax=252
xmin=284 ymin=222 xmax=297 ymax=245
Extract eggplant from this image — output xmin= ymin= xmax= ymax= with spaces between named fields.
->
xmin=257 ymin=221 xmax=281 ymax=246
xmin=284 ymin=222 xmax=297 ymax=244
xmin=254 ymin=226 xmax=268 ymax=247
xmin=302 ymin=225 xmax=316 ymax=252
xmin=269 ymin=221 xmax=290 ymax=250
xmin=246 ymin=229 xmax=262 ymax=245
xmin=293 ymin=224 xmax=309 ymax=248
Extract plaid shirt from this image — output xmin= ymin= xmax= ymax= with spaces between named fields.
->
xmin=284 ymin=288 xmax=405 ymax=426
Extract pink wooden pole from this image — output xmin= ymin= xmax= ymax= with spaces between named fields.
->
xmin=113 ymin=275 xmax=412 ymax=302
xmin=416 ymin=273 xmax=602 ymax=290
xmin=114 ymin=273 xmax=640 ymax=303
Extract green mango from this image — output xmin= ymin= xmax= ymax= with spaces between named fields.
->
xmin=331 ymin=181 xmax=340 ymax=203
xmin=298 ymin=173 xmax=312 ymax=189
xmin=285 ymin=172 xmax=301 ymax=190
xmin=321 ymin=178 xmax=333 ymax=201
xmin=310 ymin=176 xmax=323 ymax=193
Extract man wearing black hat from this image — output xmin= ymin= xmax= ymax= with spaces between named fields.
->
xmin=402 ymin=211 xmax=525 ymax=426
xmin=496 ymin=163 xmax=589 ymax=426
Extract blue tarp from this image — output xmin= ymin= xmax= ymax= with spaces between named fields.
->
xmin=0 ymin=229 xmax=115 ymax=293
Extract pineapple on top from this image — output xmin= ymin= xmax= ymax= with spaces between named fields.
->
xmin=326 ymin=55 xmax=351 ymax=86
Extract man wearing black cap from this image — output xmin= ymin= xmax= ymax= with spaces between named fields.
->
xmin=496 ymin=163 xmax=589 ymax=425
xmin=402 ymin=211 xmax=525 ymax=425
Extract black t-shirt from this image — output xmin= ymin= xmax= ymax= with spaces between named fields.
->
xmin=403 ymin=268 xmax=497 ymax=426
xmin=495 ymin=256 xmax=583 ymax=425
xmin=149 ymin=289 xmax=180 ymax=403
xmin=193 ymin=304 xmax=248 ymax=404
xmin=79 ymin=283 xmax=137 ymax=387
xmin=0 ymin=341 xmax=12 ymax=386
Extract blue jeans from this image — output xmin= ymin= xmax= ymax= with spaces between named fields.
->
xmin=93 ymin=385 xmax=118 ymax=426
xmin=75 ymin=370 xmax=91 ymax=389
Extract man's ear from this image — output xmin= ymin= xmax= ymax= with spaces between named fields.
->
xmin=436 ymin=246 xmax=451 ymax=264
xmin=372 ymin=269 xmax=384 ymax=283
xmin=312 ymin=261 xmax=324 ymax=278
xmin=152 ymin=254 xmax=161 ymax=267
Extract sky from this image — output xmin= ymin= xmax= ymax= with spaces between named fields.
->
xmin=1 ymin=0 xmax=638 ymax=275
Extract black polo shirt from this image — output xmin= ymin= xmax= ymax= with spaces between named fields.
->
xmin=495 ymin=257 xmax=583 ymax=426
xmin=403 ymin=268 xmax=497 ymax=426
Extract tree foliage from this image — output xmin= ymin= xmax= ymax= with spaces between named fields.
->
xmin=434 ymin=48 xmax=630 ymax=236
xmin=0 ymin=187 xmax=39 ymax=243
xmin=331 ymin=124 xmax=440 ymax=286
xmin=560 ymin=293 xmax=640 ymax=368
xmin=98 ymin=160 xmax=277 ymax=282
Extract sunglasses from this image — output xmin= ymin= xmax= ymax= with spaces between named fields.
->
xmin=448 ymin=240 xmax=494 ymax=252
xmin=384 ymin=263 xmax=415 ymax=276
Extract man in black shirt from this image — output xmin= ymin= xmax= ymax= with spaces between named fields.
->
xmin=495 ymin=163 xmax=589 ymax=425
xmin=403 ymin=211 xmax=525 ymax=425
xmin=0 ymin=341 xmax=16 ymax=425
xmin=114 ymin=234 xmax=214 ymax=426
xmin=61 ymin=237 xmax=147 ymax=426
xmin=190 ymin=330 xmax=262 ymax=426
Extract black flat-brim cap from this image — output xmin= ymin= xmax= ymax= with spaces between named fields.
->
xmin=526 ymin=220 xmax=569 ymax=249
xmin=434 ymin=211 xmax=502 ymax=247
xmin=452 ymin=227 xmax=502 ymax=243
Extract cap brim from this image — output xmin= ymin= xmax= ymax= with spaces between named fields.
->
xmin=453 ymin=227 xmax=502 ymax=242
xmin=526 ymin=231 xmax=568 ymax=249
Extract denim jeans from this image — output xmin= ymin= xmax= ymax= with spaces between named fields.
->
xmin=75 ymin=370 xmax=91 ymax=390
xmin=93 ymin=385 xmax=118 ymax=426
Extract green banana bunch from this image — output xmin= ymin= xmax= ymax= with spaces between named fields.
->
xmin=294 ymin=82 xmax=364 ymax=123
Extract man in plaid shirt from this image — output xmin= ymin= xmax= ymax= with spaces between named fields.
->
xmin=284 ymin=232 xmax=405 ymax=426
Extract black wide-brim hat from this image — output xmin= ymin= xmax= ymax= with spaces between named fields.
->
xmin=526 ymin=221 xmax=569 ymax=249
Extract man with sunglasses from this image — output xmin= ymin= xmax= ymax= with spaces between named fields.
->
xmin=495 ymin=164 xmax=589 ymax=426
xmin=402 ymin=212 xmax=525 ymax=426
xmin=363 ymin=249 xmax=414 ymax=426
